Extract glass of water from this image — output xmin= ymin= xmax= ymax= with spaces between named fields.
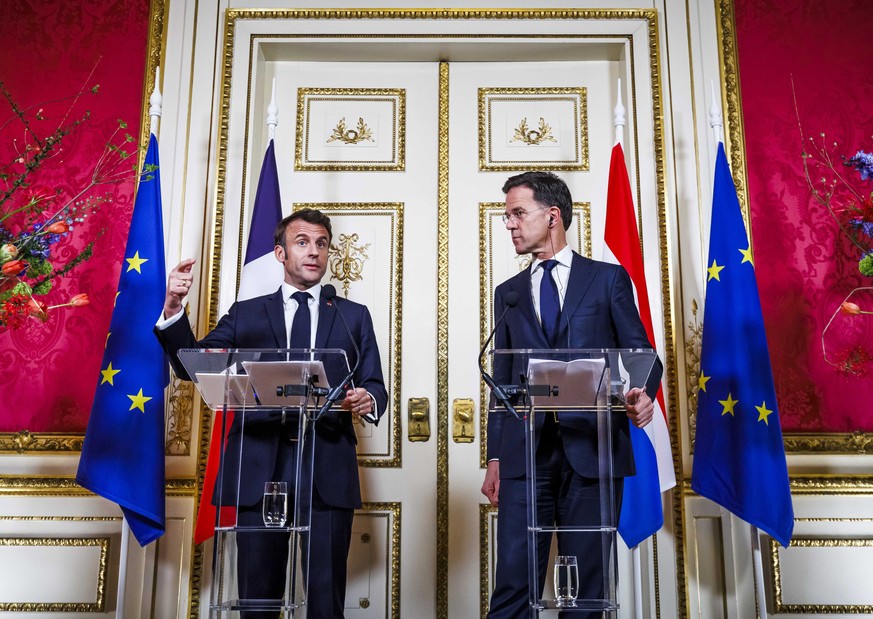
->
xmin=553 ymin=555 xmax=579 ymax=608
xmin=262 ymin=481 xmax=288 ymax=527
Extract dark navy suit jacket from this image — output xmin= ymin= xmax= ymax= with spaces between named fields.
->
xmin=487 ymin=251 xmax=661 ymax=480
xmin=155 ymin=287 xmax=388 ymax=509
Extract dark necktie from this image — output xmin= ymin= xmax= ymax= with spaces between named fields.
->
xmin=289 ymin=291 xmax=312 ymax=349
xmin=539 ymin=259 xmax=560 ymax=346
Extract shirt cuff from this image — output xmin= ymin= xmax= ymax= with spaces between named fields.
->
xmin=156 ymin=306 xmax=186 ymax=330
xmin=362 ymin=391 xmax=378 ymax=424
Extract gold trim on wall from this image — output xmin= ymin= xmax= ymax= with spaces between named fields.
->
xmin=0 ymin=537 xmax=109 ymax=612
xmin=770 ymin=536 xmax=873 ymax=614
xmin=479 ymin=503 xmax=498 ymax=619
xmin=478 ymin=87 xmax=589 ymax=171
xmin=357 ymin=502 xmax=401 ymax=618
xmin=292 ymin=202 xmax=403 ymax=467
xmin=295 ymin=88 xmax=406 ymax=171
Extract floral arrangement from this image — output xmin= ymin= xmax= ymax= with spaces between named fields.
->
xmin=800 ymin=120 xmax=873 ymax=375
xmin=0 ymin=77 xmax=141 ymax=331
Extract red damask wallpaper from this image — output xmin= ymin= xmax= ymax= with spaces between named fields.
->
xmin=735 ymin=0 xmax=873 ymax=432
xmin=0 ymin=1 xmax=150 ymax=432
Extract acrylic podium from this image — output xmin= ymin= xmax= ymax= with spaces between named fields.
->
xmin=488 ymin=348 xmax=658 ymax=617
xmin=177 ymin=347 xmax=351 ymax=618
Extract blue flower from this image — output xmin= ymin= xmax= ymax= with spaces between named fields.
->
xmin=845 ymin=150 xmax=873 ymax=181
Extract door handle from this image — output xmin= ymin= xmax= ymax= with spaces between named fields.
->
xmin=452 ymin=398 xmax=475 ymax=443
xmin=407 ymin=397 xmax=430 ymax=442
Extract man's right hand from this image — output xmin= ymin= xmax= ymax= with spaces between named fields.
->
xmin=481 ymin=460 xmax=500 ymax=507
xmin=164 ymin=258 xmax=196 ymax=319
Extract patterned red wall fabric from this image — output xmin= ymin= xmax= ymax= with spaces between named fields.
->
xmin=735 ymin=0 xmax=873 ymax=432
xmin=0 ymin=1 xmax=150 ymax=432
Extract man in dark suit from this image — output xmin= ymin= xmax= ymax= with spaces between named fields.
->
xmin=155 ymin=208 xmax=387 ymax=619
xmin=481 ymin=172 xmax=660 ymax=619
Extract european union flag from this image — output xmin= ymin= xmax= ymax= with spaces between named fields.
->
xmin=77 ymin=133 xmax=167 ymax=546
xmin=691 ymin=143 xmax=794 ymax=547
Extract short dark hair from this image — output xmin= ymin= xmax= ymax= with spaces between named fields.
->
xmin=502 ymin=171 xmax=573 ymax=230
xmin=274 ymin=208 xmax=333 ymax=248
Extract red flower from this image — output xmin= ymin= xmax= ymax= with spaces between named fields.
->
xmin=69 ymin=293 xmax=89 ymax=307
xmin=27 ymin=297 xmax=48 ymax=321
xmin=840 ymin=301 xmax=862 ymax=315
xmin=46 ymin=221 xmax=69 ymax=234
xmin=1 ymin=260 xmax=26 ymax=276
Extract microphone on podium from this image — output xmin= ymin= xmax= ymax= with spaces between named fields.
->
xmin=314 ymin=284 xmax=361 ymax=418
xmin=478 ymin=291 xmax=521 ymax=419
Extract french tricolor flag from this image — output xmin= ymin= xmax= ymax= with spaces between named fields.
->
xmin=603 ymin=142 xmax=676 ymax=548
xmin=194 ymin=139 xmax=284 ymax=543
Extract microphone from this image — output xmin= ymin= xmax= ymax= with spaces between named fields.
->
xmin=314 ymin=284 xmax=361 ymax=419
xmin=478 ymin=290 xmax=521 ymax=419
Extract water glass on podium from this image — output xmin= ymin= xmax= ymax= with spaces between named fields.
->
xmin=263 ymin=481 xmax=288 ymax=527
xmin=554 ymin=555 xmax=579 ymax=608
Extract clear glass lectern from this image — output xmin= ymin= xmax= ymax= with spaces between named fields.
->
xmin=177 ymin=347 xmax=351 ymax=618
xmin=489 ymin=348 xmax=658 ymax=617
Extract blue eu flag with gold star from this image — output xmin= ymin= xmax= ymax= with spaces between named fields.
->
xmin=77 ymin=134 xmax=167 ymax=546
xmin=690 ymin=143 xmax=794 ymax=547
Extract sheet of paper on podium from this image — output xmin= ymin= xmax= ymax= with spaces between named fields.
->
xmin=193 ymin=371 xmax=255 ymax=409
xmin=242 ymin=360 xmax=330 ymax=406
xmin=527 ymin=357 xmax=607 ymax=408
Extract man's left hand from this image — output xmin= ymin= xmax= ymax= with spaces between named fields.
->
xmin=341 ymin=387 xmax=372 ymax=418
xmin=624 ymin=387 xmax=654 ymax=429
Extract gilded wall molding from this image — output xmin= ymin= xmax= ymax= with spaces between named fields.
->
xmin=770 ymin=537 xmax=873 ymax=614
xmin=0 ymin=537 xmax=108 ymax=612
xmin=292 ymin=202 xmax=404 ymax=467
xmin=358 ymin=502 xmax=402 ymax=617
xmin=0 ymin=475 xmax=195 ymax=496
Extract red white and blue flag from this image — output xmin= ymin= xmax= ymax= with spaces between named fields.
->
xmin=602 ymin=142 xmax=676 ymax=548
xmin=194 ymin=139 xmax=284 ymax=543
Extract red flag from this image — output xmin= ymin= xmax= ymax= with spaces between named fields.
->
xmin=193 ymin=411 xmax=236 ymax=544
xmin=603 ymin=142 xmax=675 ymax=547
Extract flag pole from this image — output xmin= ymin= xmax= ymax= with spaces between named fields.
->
xmin=614 ymin=77 xmax=645 ymax=619
xmin=267 ymin=77 xmax=278 ymax=141
xmin=709 ymin=82 xmax=769 ymax=619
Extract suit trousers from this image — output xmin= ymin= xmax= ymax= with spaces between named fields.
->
xmin=487 ymin=431 xmax=624 ymax=619
xmin=235 ymin=433 xmax=354 ymax=619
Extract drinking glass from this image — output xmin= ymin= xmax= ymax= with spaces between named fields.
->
xmin=553 ymin=555 xmax=579 ymax=608
xmin=262 ymin=481 xmax=288 ymax=527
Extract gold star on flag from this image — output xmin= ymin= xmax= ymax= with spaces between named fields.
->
xmin=719 ymin=393 xmax=738 ymax=416
xmin=707 ymin=259 xmax=725 ymax=281
xmin=105 ymin=332 xmax=111 ymax=348
xmin=739 ymin=246 xmax=754 ymax=266
xmin=128 ymin=389 xmax=152 ymax=413
xmin=126 ymin=251 xmax=148 ymax=273
xmin=698 ymin=372 xmax=711 ymax=393
xmin=100 ymin=362 xmax=121 ymax=385
xmin=114 ymin=291 xmax=121 ymax=307
xmin=756 ymin=401 xmax=774 ymax=425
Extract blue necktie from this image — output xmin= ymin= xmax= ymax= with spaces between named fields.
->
xmin=539 ymin=259 xmax=560 ymax=346
xmin=289 ymin=291 xmax=312 ymax=349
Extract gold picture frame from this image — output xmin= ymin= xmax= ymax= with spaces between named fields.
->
xmin=295 ymin=88 xmax=406 ymax=171
xmin=478 ymin=87 xmax=589 ymax=171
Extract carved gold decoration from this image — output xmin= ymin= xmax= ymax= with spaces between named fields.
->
xmin=327 ymin=117 xmax=374 ymax=145
xmin=166 ymin=373 xmax=193 ymax=455
xmin=686 ymin=298 xmax=703 ymax=451
xmin=0 ymin=431 xmax=83 ymax=454
xmin=0 ymin=537 xmax=108 ymax=612
xmin=408 ymin=397 xmax=431 ymax=442
xmin=357 ymin=502 xmax=401 ymax=618
xmin=294 ymin=203 xmax=402 ymax=467
xmin=329 ymin=233 xmax=371 ymax=298
xmin=436 ymin=60 xmax=450 ymax=618
xmin=511 ymin=117 xmax=557 ymax=146
xmin=770 ymin=536 xmax=873 ymax=614
xmin=295 ymin=87 xmax=405 ymax=171
xmin=0 ymin=475 xmax=195 ymax=496
xmin=478 ymin=202 xmax=591 ymax=466
xmin=479 ymin=86 xmax=588 ymax=171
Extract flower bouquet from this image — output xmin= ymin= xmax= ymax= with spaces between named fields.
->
xmin=0 ymin=77 xmax=141 ymax=331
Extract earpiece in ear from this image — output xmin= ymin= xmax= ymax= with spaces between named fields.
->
xmin=549 ymin=216 xmax=555 ymax=227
